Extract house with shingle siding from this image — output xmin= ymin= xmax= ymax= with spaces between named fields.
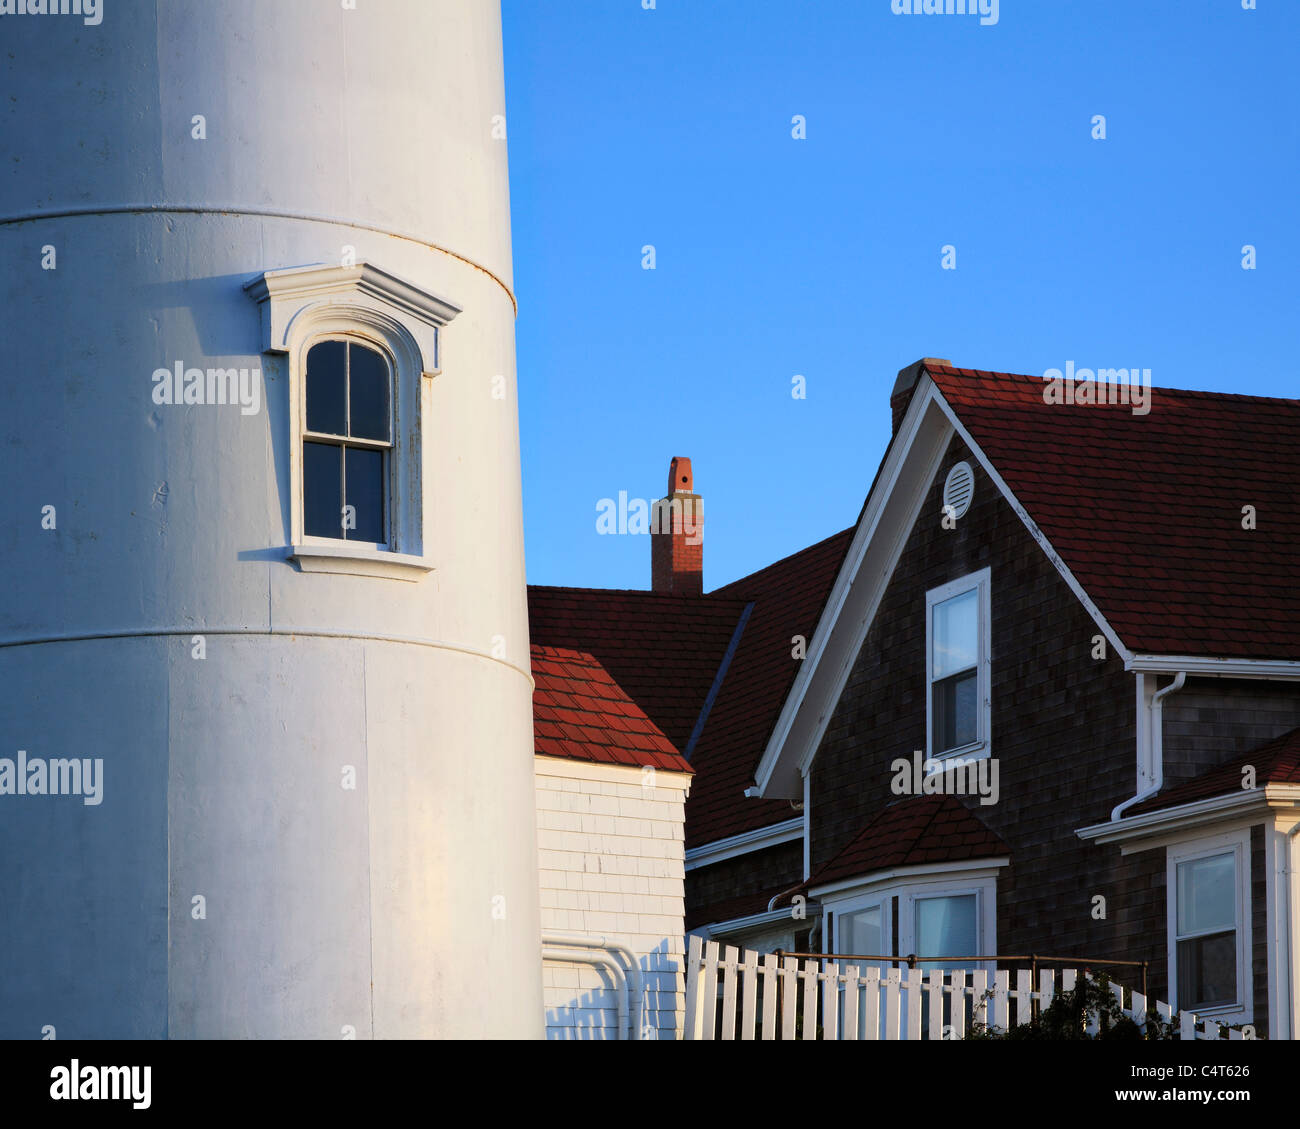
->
xmin=529 ymin=370 xmax=1300 ymax=1038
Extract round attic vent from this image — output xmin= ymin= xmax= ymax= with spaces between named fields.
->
xmin=943 ymin=461 xmax=975 ymax=519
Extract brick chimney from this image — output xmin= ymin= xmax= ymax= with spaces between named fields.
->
xmin=891 ymin=358 xmax=952 ymax=434
xmin=651 ymin=456 xmax=703 ymax=595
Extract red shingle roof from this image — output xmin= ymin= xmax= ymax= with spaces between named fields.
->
xmin=1127 ymin=726 xmax=1300 ymax=816
xmin=924 ymin=365 xmax=1300 ymax=660
xmin=529 ymin=529 xmax=853 ymax=849
xmin=531 ymin=644 xmax=691 ymax=773
xmin=527 ymin=588 xmax=747 ymax=753
xmin=810 ymin=796 xmax=1009 ymax=889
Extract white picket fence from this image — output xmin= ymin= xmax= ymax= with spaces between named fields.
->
xmin=683 ymin=935 xmax=1250 ymax=1041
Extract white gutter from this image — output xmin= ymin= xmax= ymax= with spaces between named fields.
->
xmin=1111 ymin=671 xmax=1186 ymax=821
xmin=541 ymin=932 xmax=644 ymax=1041
xmin=1127 ymin=655 xmax=1300 ymax=680
xmin=684 ymin=817 xmax=804 ymax=871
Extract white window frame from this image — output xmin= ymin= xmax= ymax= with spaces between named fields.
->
xmin=899 ymin=877 xmax=996 ymax=974
xmin=925 ymin=567 xmax=992 ymax=765
xmin=299 ymin=334 xmax=396 ymax=553
xmin=245 ymin=263 xmax=461 ymax=582
xmin=819 ymin=865 xmax=1000 ymax=975
xmin=1166 ymin=828 xmax=1252 ymax=1023
xmin=829 ymin=893 xmax=893 ymax=966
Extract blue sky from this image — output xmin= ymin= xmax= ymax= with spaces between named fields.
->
xmin=502 ymin=0 xmax=1298 ymax=591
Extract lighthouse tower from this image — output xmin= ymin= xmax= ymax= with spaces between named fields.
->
xmin=0 ymin=1 xmax=542 ymax=1037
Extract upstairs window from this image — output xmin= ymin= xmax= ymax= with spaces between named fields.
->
xmin=925 ymin=569 xmax=991 ymax=761
xmin=302 ymin=339 xmax=392 ymax=545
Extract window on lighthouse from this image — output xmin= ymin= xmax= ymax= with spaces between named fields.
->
xmin=302 ymin=339 xmax=392 ymax=544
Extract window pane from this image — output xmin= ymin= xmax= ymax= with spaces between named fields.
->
xmin=1178 ymin=932 xmax=1236 ymax=1010
xmin=1177 ymin=853 xmax=1235 ymax=936
xmin=839 ymin=905 xmax=883 ymax=959
xmin=915 ymin=894 xmax=977 ymax=971
xmin=306 ymin=341 xmax=347 ymax=435
xmin=934 ymin=669 xmax=978 ymax=752
xmin=933 ymin=588 xmax=978 ymax=679
xmin=348 ymin=344 xmax=390 ymax=442
xmin=303 ymin=441 xmax=342 ymax=539
xmin=345 ymin=446 xmax=385 ymax=543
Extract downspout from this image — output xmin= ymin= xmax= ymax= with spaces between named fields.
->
xmin=542 ymin=946 xmax=629 ymax=1040
xmin=542 ymin=932 xmax=644 ymax=1040
xmin=1111 ymin=671 xmax=1186 ymax=821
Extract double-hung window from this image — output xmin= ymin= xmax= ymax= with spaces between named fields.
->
xmin=302 ymin=339 xmax=392 ymax=545
xmin=925 ymin=568 xmax=991 ymax=762
xmin=1168 ymin=832 xmax=1250 ymax=1020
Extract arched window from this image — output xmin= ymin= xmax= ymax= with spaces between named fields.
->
xmin=246 ymin=261 xmax=462 ymax=581
xmin=302 ymin=339 xmax=392 ymax=544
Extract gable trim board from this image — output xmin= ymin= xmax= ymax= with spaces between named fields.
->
xmin=753 ymin=378 xmax=955 ymax=799
xmin=684 ymin=817 xmax=803 ymax=872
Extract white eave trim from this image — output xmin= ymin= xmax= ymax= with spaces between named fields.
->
xmin=1076 ymin=784 xmax=1300 ymax=847
xmin=703 ymin=903 xmax=819 ymax=939
xmin=1128 ymin=655 xmax=1300 ymax=680
xmin=684 ymin=817 xmax=804 ymax=871
xmin=808 ymin=856 xmax=1011 ymax=900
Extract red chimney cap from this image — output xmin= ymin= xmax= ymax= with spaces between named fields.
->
xmin=668 ymin=456 xmax=693 ymax=495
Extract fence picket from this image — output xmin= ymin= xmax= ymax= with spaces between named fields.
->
xmin=700 ymin=940 xmax=720 ymax=1041
xmin=740 ymin=950 xmax=759 ymax=1040
xmin=720 ymin=945 xmax=739 ymax=1040
xmin=1156 ymin=999 xmax=1172 ymax=1027
xmin=684 ymin=934 xmax=703 ymax=1041
xmin=821 ymin=961 xmax=840 ymax=1041
xmin=970 ymin=969 xmax=988 ymax=1030
xmin=761 ymin=954 xmax=779 ymax=1041
xmin=1060 ymin=968 xmax=1077 ymax=994
xmin=904 ymin=967 xmax=923 ymax=1040
xmin=1014 ymin=969 xmax=1033 ymax=1028
xmin=780 ymin=957 xmax=798 ymax=1040
xmin=882 ymin=968 xmax=902 ymax=1040
xmin=801 ymin=959 xmax=818 ymax=1041
xmin=928 ymin=970 xmax=945 ymax=1040
xmin=1180 ymin=1010 xmax=1198 ymax=1040
xmin=1202 ymin=1018 xmax=1220 ymax=1041
xmin=842 ymin=965 xmax=860 ymax=1041
xmin=862 ymin=967 xmax=881 ymax=1041
xmin=1129 ymin=990 xmax=1147 ymax=1028
xmin=948 ymin=970 xmax=967 ymax=1040
xmin=1038 ymin=968 xmax=1055 ymax=1019
xmin=992 ymin=970 xmax=1010 ymax=1034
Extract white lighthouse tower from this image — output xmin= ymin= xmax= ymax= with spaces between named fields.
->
xmin=0 ymin=0 xmax=542 ymax=1038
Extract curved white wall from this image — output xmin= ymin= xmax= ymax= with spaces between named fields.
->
xmin=0 ymin=0 xmax=541 ymax=1038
